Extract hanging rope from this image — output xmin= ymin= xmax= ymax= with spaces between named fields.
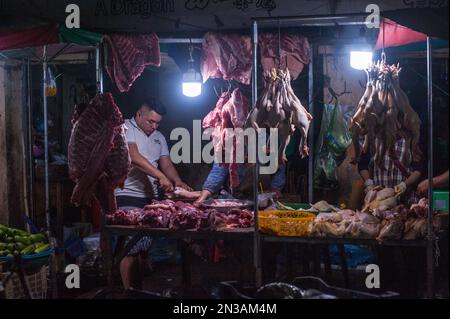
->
xmin=381 ymin=18 xmax=386 ymax=63
xmin=277 ymin=18 xmax=281 ymax=69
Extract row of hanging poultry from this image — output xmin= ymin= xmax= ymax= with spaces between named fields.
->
xmin=350 ymin=61 xmax=422 ymax=169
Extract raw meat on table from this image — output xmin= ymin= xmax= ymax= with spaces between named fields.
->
xmin=106 ymin=200 xmax=254 ymax=231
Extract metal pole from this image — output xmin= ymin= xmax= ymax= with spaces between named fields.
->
xmin=308 ymin=45 xmax=314 ymax=204
xmin=252 ymin=19 xmax=262 ymax=287
xmin=426 ymin=36 xmax=435 ymax=299
xmin=96 ymin=42 xmax=104 ymax=93
xmin=252 ymin=12 xmax=370 ymax=23
xmin=27 ymin=59 xmax=34 ymax=225
xmin=42 ymin=46 xmax=51 ymax=234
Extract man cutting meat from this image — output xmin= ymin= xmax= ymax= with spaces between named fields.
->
xmin=115 ymin=97 xmax=191 ymax=289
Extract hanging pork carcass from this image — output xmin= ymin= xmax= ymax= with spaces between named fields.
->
xmin=68 ymin=93 xmax=131 ymax=213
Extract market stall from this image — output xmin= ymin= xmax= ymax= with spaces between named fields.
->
xmin=249 ymin=13 xmax=448 ymax=298
xmin=0 ymin=25 xmax=103 ymax=298
xmin=1 ymin=7 xmax=448 ymax=300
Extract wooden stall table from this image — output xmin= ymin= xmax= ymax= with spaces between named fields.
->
xmin=34 ymin=163 xmax=74 ymax=242
xmin=260 ymin=234 xmax=429 ymax=288
xmin=101 ymin=225 xmax=255 ymax=289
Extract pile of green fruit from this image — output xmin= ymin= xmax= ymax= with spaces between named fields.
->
xmin=0 ymin=224 xmax=50 ymax=258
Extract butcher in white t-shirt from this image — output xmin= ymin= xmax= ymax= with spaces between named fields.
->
xmin=114 ymin=97 xmax=191 ymax=289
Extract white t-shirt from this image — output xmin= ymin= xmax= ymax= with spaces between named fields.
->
xmin=115 ymin=118 xmax=170 ymax=199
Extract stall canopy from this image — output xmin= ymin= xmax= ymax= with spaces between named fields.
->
xmin=0 ymin=24 xmax=161 ymax=92
xmin=0 ymin=24 xmax=102 ymax=51
xmin=381 ymin=8 xmax=449 ymax=40
xmin=376 ymin=18 xmax=449 ymax=51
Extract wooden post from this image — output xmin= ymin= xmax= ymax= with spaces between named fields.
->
xmin=0 ymin=60 xmax=26 ymax=228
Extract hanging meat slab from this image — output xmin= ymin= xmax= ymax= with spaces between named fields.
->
xmin=68 ymin=93 xmax=130 ymax=213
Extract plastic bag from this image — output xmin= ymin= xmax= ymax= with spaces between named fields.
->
xmin=325 ymin=102 xmax=352 ymax=157
xmin=328 ymin=244 xmax=376 ymax=269
xmin=45 ymin=67 xmax=57 ymax=97
xmin=314 ymin=103 xmax=352 ymax=190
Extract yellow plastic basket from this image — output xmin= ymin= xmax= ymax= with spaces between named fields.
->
xmin=258 ymin=210 xmax=316 ymax=237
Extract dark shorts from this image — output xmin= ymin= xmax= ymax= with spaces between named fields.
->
xmin=116 ymin=196 xmax=153 ymax=256
xmin=116 ymin=196 xmax=151 ymax=209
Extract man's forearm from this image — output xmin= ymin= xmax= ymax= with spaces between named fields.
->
xmin=434 ymin=170 xmax=449 ymax=188
xmin=132 ymin=157 xmax=166 ymax=180
xmin=160 ymin=161 xmax=182 ymax=184
xmin=164 ymin=166 xmax=182 ymax=184
xmin=360 ymin=170 xmax=371 ymax=182
xmin=405 ymin=171 xmax=422 ymax=187
xmin=128 ymin=144 xmax=166 ymax=180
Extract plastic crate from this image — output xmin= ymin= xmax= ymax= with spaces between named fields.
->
xmin=259 ymin=210 xmax=316 ymax=237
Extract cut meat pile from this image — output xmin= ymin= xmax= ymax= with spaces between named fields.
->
xmin=308 ymin=198 xmax=438 ymax=241
xmin=106 ymin=200 xmax=254 ymax=231
xmin=68 ymin=93 xmax=131 ymax=213
xmin=202 ymin=88 xmax=250 ymax=190
xmin=246 ymin=68 xmax=313 ymax=162
xmin=350 ymin=62 xmax=422 ymax=169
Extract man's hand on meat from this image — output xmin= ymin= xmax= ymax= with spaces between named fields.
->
xmin=157 ymin=175 xmax=174 ymax=192
xmin=175 ymin=180 xmax=193 ymax=192
xmin=364 ymin=178 xmax=375 ymax=194
xmin=394 ymin=181 xmax=407 ymax=195
xmin=194 ymin=190 xmax=213 ymax=206
xmin=416 ymin=170 xmax=449 ymax=196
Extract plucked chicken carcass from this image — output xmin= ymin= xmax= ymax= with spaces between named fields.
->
xmin=345 ymin=211 xmax=381 ymax=239
xmin=312 ymin=200 xmax=339 ymax=212
xmin=362 ymin=186 xmax=399 ymax=213
xmin=308 ymin=210 xmax=355 ymax=238
xmin=403 ymin=198 xmax=440 ymax=240
xmin=377 ymin=215 xmax=405 ymax=242
xmin=375 ymin=204 xmax=408 ymax=242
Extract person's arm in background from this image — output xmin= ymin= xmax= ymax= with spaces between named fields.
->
xmin=358 ymin=150 xmax=373 ymax=192
xmin=195 ymin=163 xmax=229 ymax=204
xmin=395 ymin=146 xmax=424 ymax=194
xmin=159 ymin=156 xmax=192 ymax=191
xmin=434 ymin=170 xmax=449 ymax=188
xmin=417 ymin=170 xmax=449 ymax=196
xmin=128 ymin=144 xmax=173 ymax=192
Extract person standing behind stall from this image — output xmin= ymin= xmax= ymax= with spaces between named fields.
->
xmin=115 ymin=97 xmax=191 ymax=289
xmin=357 ymin=134 xmax=425 ymax=296
xmin=358 ymin=136 xmax=424 ymax=206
